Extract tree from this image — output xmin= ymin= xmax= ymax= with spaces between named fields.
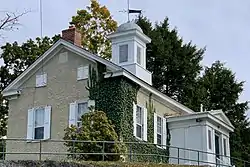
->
xmin=70 ymin=0 xmax=117 ymax=59
xmin=187 ymin=61 xmax=250 ymax=164
xmin=136 ymin=16 xmax=205 ymax=105
xmin=0 ymin=35 xmax=60 ymax=159
xmin=0 ymin=35 xmax=60 ymax=87
xmin=0 ymin=10 xmax=30 ymax=38
xmin=137 ymin=16 xmax=250 ymax=164
xmin=64 ymin=110 xmax=124 ymax=161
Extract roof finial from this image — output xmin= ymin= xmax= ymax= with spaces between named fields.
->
xmin=119 ymin=0 xmax=142 ymax=23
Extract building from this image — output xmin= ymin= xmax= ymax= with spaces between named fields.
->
xmin=2 ymin=22 xmax=234 ymax=166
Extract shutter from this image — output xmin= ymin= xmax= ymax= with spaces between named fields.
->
xmin=69 ymin=102 xmax=77 ymax=126
xmin=143 ymin=107 xmax=148 ymax=141
xmin=27 ymin=108 xmax=34 ymax=140
xmin=88 ymin=100 xmax=95 ymax=108
xmin=43 ymin=73 xmax=47 ymax=85
xmin=36 ymin=74 xmax=43 ymax=87
xmin=77 ymin=66 xmax=84 ymax=80
xmin=83 ymin=65 xmax=89 ymax=79
xmin=44 ymin=106 xmax=51 ymax=140
xmin=133 ymin=102 xmax=137 ymax=137
xmin=163 ymin=117 xmax=167 ymax=149
xmin=154 ymin=113 xmax=157 ymax=144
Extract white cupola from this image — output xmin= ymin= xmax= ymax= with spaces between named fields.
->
xmin=107 ymin=22 xmax=152 ymax=85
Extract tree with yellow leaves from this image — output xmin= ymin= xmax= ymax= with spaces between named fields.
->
xmin=71 ymin=0 xmax=117 ymax=59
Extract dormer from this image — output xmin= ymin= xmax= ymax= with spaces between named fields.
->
xmin=108 ymin=22 xmax=152 ymax=85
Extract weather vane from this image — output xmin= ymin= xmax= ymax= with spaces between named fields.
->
xmin=120 ymin=0 xmax=143 ymax=22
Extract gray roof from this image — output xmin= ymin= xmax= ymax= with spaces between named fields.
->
xmin=116 ymin=22 xmax=143 ymax=33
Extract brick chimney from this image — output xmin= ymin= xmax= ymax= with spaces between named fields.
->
xmin=62 ymin=26 xmax=82 ymax=47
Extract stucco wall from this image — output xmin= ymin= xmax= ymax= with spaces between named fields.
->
xmin=137 ymin=90 xmax=179 ymax=117
xmin=6 ymin=48 xmax=96 ymax=160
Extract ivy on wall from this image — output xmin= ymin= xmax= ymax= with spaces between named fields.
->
xmin=86 ymin=63 xmax=170 ymax=163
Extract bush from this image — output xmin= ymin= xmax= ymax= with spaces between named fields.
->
xmin=64 ymin=110 xmax=124 ymax=161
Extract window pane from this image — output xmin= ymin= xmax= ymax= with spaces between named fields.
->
xmin=157 ymin=116 xmax=162 ymax=134
xmin=136 ymin=106 xmax=142 ymax=124
xmin=119 ymin=45 xmax=128 ymax=63
xmin=34 ymin=127 xmax=44 ymax=139
xmin=137 ymin=46 xmax=141 ymax=65
xmin=157 ymin=134 xmax=162 ymax=145
xmin=136 ymin=125 xmax=142 ymax=138
xmin=35 ymin=108 xmax=44 ymax=127
xmin=78 ymin=102 xmax=88 ymax=121
xmin=208 ymin=130 xmax=212 ymax=149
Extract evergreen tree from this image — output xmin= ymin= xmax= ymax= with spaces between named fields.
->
xmin=189 ymin=61 xmax=250 ymax=165
xmin=137 ymin=16 xmax=250 ymax=164
xmin=136 ymin=16 xmax=205 ymax=107
xmin=0 ymin=35 xmax=60 ymax=158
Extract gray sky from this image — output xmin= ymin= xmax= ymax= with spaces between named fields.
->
xmin=1 ymin=0 xmax=250 ymax=114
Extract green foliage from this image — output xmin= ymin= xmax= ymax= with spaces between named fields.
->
xmin=64 ymin=110 xmax=124 ymax=161
xmin=70 ymin=0 xmax=117 ymax=59
xmin=0 ymin=160 xmax=198 ymax=167
xmin=0 ymin=35 xmax=60 ymax=159
xmin=136 ymin=16 xmax=205 ymax=104
xmin=89 ymin=73 xmax=169 ymax=163
xmin=137 ymin=15 xmax=250 ymax=164
xmin=0 ymin=35 xmax=60 ymax=88
xmin=185 ymin=61 xmax=249 ymax=165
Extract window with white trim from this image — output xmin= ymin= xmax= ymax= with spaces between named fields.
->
xmin=136 ymin=105 xmax=143 ymax=139
xmin=208 ymin=129 xmax=212 ymax=150
xmin=36 ymin=73 xmax=47 ymax=87
xmin=154 ymin=113 xmax=166 ymax=148
xmin=133 ymin=103 xmax=147 ymax=141
xmin=27 ymin=106 xmax=51 ymax=140
xmin=137 ymin=46 xmax=142 ymax=65
xmin=69 ymin=100 xmax=94 ymax=127
xmin=157 ymin=116 xmax=163 ymax=145
xmin=119 ymin=44 xmax=128 ymax=63
xmin=34 ymin=108 xmax=45 ymax=139
xmin=77 ymin=65 xmax=89 ymax=80
xmin=77 ymin=102 xmax=88 ymax=127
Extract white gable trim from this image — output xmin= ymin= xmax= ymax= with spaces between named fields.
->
xmin=210 ymin=110 xmax=233 ymax=127
xmin=2 ymin=39 xmax=121 ymax=97
xmin=167 ymin=111 xmax=234 ymax=132
xmin=104 ymin=70 xmax=194 ymax=114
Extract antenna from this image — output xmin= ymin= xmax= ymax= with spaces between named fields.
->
xmin=119 ymin=0 xmax=143 ymax=22
xmin=127 ymin=0 xmax=130 ymax=22
xmin=39 ymin=0 xmax=43 ymax=38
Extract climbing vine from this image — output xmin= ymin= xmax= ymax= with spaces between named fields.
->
xmin=86 ymin=63 xmax=170 ymax=163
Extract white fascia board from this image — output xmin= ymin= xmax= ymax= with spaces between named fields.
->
xmin=2 ymin=90 xmax=21 ymax=97
xmin=104 ymin=70 xmax=194 ymax=114
xmin=3 ymin=39 xmax=121 ymax=96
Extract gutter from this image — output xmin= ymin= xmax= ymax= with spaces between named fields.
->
xmin=2 ymin=90 xmax=21 ymax=97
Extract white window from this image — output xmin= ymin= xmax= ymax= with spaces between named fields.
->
xmin=36 ymin=73 xmax=47 ymax=87
xmin=77 ymin=65 xmax=89 ymax=80
xmin=77 ymin=102 xmax=88 ymax=127
xmin=136 ymin=106 xmax=143 ymax=139
xmin=27 ymin=106 xmax=51 ymax=140
xmin=154 ymin=113 xmax=166 ymax=149
xmin=208 ymin=129 xmax=212 ymax=150
xmin=133 ymin=103 xmax=147 ymax=141
xmin=119 ymin=44 xmax=128 ymax=63
xmin=34 ymin=108 xmax=45 ymax=139
xmin=137 ymin=46 xmax=142 ymax=65
xmin=157 ymin=116 xmax=163 ymax=145
xmin=69 ymin=100 xmax=94 ymax=127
